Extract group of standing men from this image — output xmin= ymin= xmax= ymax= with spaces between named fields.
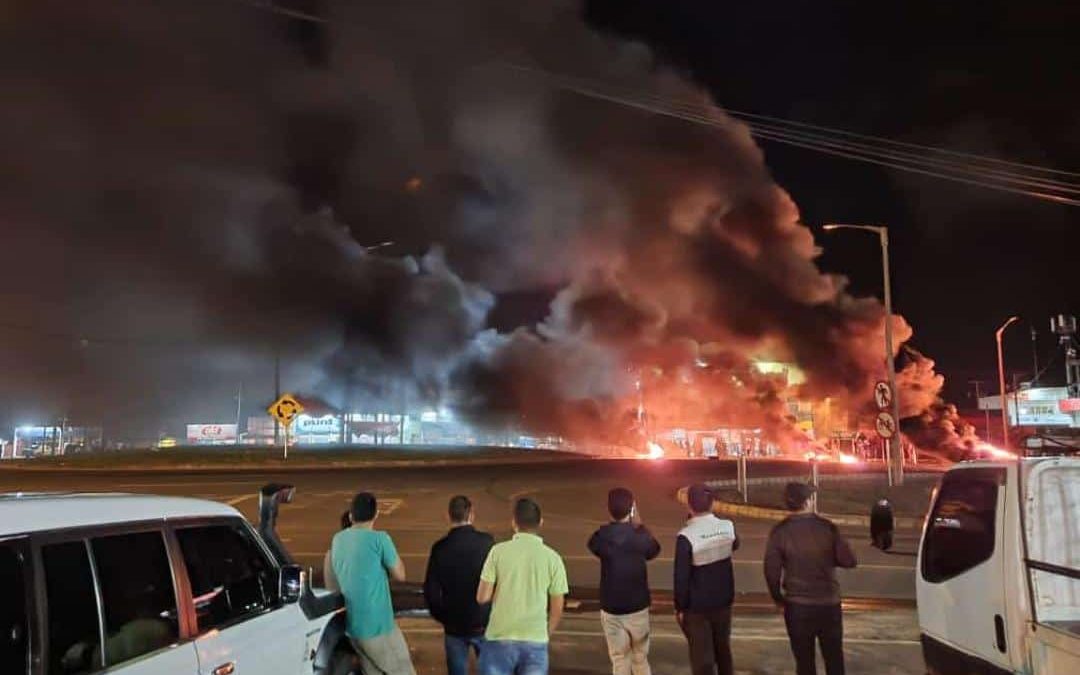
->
xmin=324 ymin=481 xmax=856 ymax=675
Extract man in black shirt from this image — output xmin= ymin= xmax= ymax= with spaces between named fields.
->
xmin=424 ymin=495 xmax=495 ymax=675
xmin=675 ymin=483 xmax=739 ymax=675
xmin=588 ymin=487 xmax=661 ymax=675
xmin=764 ymin=482 xmax=857 ymax=675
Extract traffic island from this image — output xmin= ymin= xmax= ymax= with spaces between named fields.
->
xmin=678 ymin=471 xmax=941 ymax=529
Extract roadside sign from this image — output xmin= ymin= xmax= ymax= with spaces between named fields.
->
xmin=875 ymin=411 xmax=897 ymax=439
xmin=268 ymin=394 xmax=304 ymax=427
xmin=874 ymin=381 xmax=894 ymax=410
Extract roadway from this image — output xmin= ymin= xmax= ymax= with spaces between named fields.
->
xmin=1 ymin=457 xmax=928 ymax=673
xmin=0 ymin=458 xmax=920 ymax=600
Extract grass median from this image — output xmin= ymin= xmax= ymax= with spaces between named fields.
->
xmin=713 ymin=473 xmax=939 ymax=519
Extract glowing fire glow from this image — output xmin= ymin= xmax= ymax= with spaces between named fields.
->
xmin=644 ymin=441 xmax=664 ymax=460
xmin=838 ymin=452 xmax=860 ymax=465
xmin=977 ymin=443 xmax=1016 ymax=460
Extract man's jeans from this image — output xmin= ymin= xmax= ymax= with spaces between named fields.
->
xmin=445 ymin=634 xmax=485 ymax=675
xmin=783 ymin=603 xmax=845 ymax=675
xmin=477 ymin=639 xmax=548 ymax=675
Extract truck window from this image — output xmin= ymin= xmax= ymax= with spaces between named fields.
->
xmin=176 ymin=522 xmax=278 ymax=633
xmin=0 ymin=542 xmax=28 ymax=673
xmin=90 ymin=531 xmax=179 ymax=667
xmin=921 ymin=468 xmax=1002 ymax=583
xmin=42 ymin=541 xmax=101 ymax=675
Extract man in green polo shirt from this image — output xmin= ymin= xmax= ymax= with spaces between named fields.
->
xmin=476 ymin=497 xmax=568 ymax=675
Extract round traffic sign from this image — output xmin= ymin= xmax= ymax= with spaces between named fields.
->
xmin=874 ymin=381 xmax=894 ymax=410
xmin=875 ymin=411 xmax=897 ymax=439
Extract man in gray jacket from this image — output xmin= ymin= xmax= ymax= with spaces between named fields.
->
xmin=764 ymin=483 xmax=857 ymax=675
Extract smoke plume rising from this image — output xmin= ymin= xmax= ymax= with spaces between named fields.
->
xmin=0 ymin=0 xmax=964 ymax=450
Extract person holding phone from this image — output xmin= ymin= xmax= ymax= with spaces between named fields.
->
xmin=588 ymin=488 xmax=662 ymax=675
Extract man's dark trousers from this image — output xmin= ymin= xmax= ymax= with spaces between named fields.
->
xmin=783 ymin=604 xmax=844 ymax=675
xmin=682 ymin=608 xmax=733 ymax=675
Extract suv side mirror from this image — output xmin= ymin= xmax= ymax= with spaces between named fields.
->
xmin=280 ymin=564 xmax=303 ymax=603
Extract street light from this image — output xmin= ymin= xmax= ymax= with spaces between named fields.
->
xmin=996 ymin=316 xmax=1021 ymax=449
xmin=823 ymin=223 xmax=904 ymax=486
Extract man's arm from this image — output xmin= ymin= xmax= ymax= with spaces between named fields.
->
xmin=477 ymin=548 xmax=497 ymax=604
xmin=382 ymin=533 xmax=407 ymax=582
xmin=422 ymin=544 xmax=445 ymax=621
xmin=763 ymin=527 xmax=784 ymax=605
xmin=476 ymin=580 xmax=494 ymax=604
xmin=548 ymin=593 xmax=565 ymax=636
xmin=323 ymin=550 xmax=339 ymax=592
xmin=834 ymin=527 xmax=858 ymax=569
xmin=587 ymin=529 xmax=605 ymax=559
xmin=673 ymin=535 xmax=692 ymax=614
xmin=638 ymin=527 xmax=662 ymax=561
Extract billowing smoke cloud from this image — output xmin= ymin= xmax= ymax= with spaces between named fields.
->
xmin=1 ymin=0 xmax=957 ymax=448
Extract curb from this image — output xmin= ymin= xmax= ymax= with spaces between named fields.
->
xmin=0 ymin=454 xmax=598 ymax=474
xmin=676 ymin=472 xmax=939 ymax=529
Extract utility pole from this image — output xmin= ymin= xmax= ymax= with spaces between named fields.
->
xmin=970 ymin=380 xmax=992 ymax=443
xmin=1031 ymin=327 xmax=1040 ymax=386
xmin=823 ymin=224 xmax=903 ymax=485
xmin=235 ymin=382 xmax=243 ymax=446
xmin=996 ymin=316 xmax=1020 ymax=449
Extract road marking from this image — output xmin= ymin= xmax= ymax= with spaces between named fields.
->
xmin=226 ymin=494 xmax=257 ymax=506
xmin=380 ymin=499 xmax=404 ymax=515
xmin=399 ymin=627 xmax=919 ymax=646
xmin=291 ymin=551 xmax=911 ymax=571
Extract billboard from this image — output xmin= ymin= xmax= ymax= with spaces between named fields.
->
xmin=186 ymin=424 xmax=238 ymax=445
xmin=293 ymin=414 xmax=341 ymax=444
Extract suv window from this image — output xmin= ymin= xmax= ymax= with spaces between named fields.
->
xmin=90 ymin=531 xmax=179 ymax=667
xmin=921 ymin=468 xmax=1003 ymax=583
xmin=42 ymin=541 xmax=100 ymax=675
xmin=0 ymin=541 xmax=28 ymax=673
xmin=176 ymin=522 xmax=278 ymax=633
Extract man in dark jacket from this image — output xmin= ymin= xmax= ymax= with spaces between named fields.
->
xmin=764 ymin=482 xmax=858 ymax=675
xmin=675 ymin=484 xmax=739 ymax=675
xmin=424 ymin=495 xmax=495 ymax=675
xmin=588 ymin=488 xmax=662 ymax=675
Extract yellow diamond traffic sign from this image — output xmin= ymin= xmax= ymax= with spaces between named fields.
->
xmin=268 ymin=394 xmax=304 ymax=427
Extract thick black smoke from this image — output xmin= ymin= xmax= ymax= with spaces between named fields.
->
xmin=1 ymin=0 xmax=948 ymax=446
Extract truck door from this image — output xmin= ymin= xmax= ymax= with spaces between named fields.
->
xmin=173 ymin=520 xmax=307 ymax=675
xmin=917 ymin=466 xmax=1012 ymax=674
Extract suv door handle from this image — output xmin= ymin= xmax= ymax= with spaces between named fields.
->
xmin=212 ymin=663 xmax=236 ymax=675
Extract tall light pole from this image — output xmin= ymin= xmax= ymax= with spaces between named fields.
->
xmin=823 ymin=223 xmax=904 ymax=485
xmin=996 ymin=316 xmax=1020 ymax=449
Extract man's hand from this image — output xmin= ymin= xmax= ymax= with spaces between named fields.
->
xmin=773 ymin=600 xmax=786 ymax=614
xmin=631 ymin=505 xmax=643 ymax=528
xmin=675 ymin=610 xmax=685 ymax=627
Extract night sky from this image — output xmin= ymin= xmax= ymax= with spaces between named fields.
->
xmin=585 ymin=0 xmax=1078 ymax=401
xmin=0 ymin=0 xmax=1076 ymax=437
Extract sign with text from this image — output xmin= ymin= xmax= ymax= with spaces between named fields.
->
xmin=186 ymin=424 xmax=238 ymax=444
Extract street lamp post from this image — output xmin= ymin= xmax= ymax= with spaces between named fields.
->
xmin=996 ymin=316 xmax=1020 ymax=449
xmin=823 ymin=223 xmax=904 ymax=486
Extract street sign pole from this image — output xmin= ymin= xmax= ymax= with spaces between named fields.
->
xmin=283 ymin=424 xmax=289 ymax=461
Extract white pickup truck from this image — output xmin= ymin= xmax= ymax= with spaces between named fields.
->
xmin=0 ymin=484 xmax=355 ymax=675
xmin=917 ymin=456 xmax=1080 ymax=674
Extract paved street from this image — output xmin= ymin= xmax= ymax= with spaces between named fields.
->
xmin=1 ymin=457 xmax=928 ymax=673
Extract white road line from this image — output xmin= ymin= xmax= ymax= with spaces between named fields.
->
xmin=399 ymin=627 xmax=919 ymax=645
xmin=226 ymin=494 xmax=258 ymax=506
xmin=290 ymin=551 xmax=912 ymax=570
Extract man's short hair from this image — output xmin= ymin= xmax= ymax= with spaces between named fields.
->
xmin=608 ymin=487 xmax=634 ymax=520
xmin=351 ymin=492 xmax=378 ymax=523
xmin=448 ymin=495 xmax=472 ymax=523
xmin=687 ymin=483 xmax=714 ymax=514
xmin=783 ymin=482 xmax=816 ymax=511
xmin=513 ymin=497 xmax=542 ymax=529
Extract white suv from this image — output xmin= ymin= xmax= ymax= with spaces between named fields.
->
xmin=0 ymin=488 xmax=354 ymax=675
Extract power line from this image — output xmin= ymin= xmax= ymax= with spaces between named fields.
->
xmin=229 ymin=0 xmax=326 ymax=24
xmin=511 ymin=66 xmax=1080 ymax=207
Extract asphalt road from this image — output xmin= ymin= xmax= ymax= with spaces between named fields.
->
xmin=1 ymin=457 xmax=929 ymax=673
xmin=0 ymin=458 xmax=920 ymax=600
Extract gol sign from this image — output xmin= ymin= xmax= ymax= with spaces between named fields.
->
xmin=186 ymin=424 xmax=238 ymax=443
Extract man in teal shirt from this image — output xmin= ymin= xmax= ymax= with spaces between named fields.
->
xmin=476 ymin=498 xmax=569 ymax=675
xmin=326 ymin=492 xmax=415 ymax=675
